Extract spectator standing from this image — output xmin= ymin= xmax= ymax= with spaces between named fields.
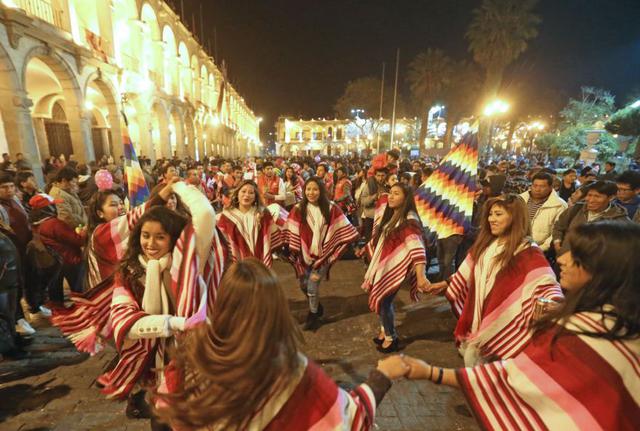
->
xmin=48 ymin=167 xmax=88 ymax=229
xmin=15 ymin=171 xmax=40 ymax=213
xmin=599 ymin=160 xmax=617 ymax=181
xmin=0 ymin=171 xmax=34 ymax=336
xmin=614 ymin=170 xmax=640 ymax=219
xmin=553 ymin=180 xmax=628 ymax=255
xmin=520 ymin=172 xmax=567 ymax=253
xmin=557 ymin=168 xmax=577 ymax=201
xmin=257 ymin=161 xmax=286 ymax=206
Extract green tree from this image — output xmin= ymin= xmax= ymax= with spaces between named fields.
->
xmin=407 ymin=48 xmax=453 ymax=151
xmin=441 ymin=61 xmax=482 ymax=147
xmin=544 ymin=87 xmax=619 ymax=161
xmin=605 ymin=105 xmax=640 ymax=137
xmin=466 ymin=0 xmax=541 ymax=101
xmin=334 ymin=76 xmax=405 ymax=137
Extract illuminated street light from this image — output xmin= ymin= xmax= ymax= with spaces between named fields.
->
xmin=631 ymin=100 xmax=640 ymax=109
xmin=483 ymin=100 xmax=510 ymax=116
xmin=395 ymin=124 xmax=406 ymax=134
xmin=528 ymin=121 xmax=545 ymax=131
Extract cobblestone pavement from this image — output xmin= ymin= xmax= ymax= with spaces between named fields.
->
xmin=0 ymin=259 xmax=479 ymax=431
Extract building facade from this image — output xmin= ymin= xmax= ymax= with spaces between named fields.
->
xmin=275 ymin=116 xmax=425 ymax=157
xmin=0 ymin=0 xmax=261 ymax=182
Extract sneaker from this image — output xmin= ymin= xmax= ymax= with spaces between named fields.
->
xmin=38 ymin=305 xmax=52 ymax=317
xmin=16 ymin=318 xmax=36 ymax=336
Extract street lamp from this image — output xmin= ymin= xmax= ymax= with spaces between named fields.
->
xmin=631 ymin=100 xmax=640 ymax=109
xmin=483 ymin=99 xmax=510 ymax=153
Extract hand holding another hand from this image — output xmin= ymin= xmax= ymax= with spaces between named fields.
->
xmin=376 ymin=355 xmax=411 ymax=379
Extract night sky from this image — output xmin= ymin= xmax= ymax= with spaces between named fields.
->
xmin=180 ymin=0 xmax=640 ymax=133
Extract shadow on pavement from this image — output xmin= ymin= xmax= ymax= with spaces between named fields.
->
xmin=289 ymin=293 xmax=377 ymax=325
xmin=0 ymin=379 xmax=71 ymax=420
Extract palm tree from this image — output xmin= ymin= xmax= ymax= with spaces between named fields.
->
xmin=407 ymin=48 xmax=453 ymax=151
xmin=466 ymin=0 xmax=541 ymax=104
xmin=441 ymin=61 xmax=482 ymax=148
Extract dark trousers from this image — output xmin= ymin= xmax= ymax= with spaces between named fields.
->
xmin=0 ymin=288 xmax=18 ymax=343
xmin=437 ymin=235 xmax=463 ymax=282
xmin=25 ymin=264 xmax=61 ymax=311
xmin=362 ymin=217 xmax=374 ymax=243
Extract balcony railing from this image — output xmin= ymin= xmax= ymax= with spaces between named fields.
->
xmin=14 ymin=0 xmax=70 ymax=32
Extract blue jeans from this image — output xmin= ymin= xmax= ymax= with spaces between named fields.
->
xmin=302 ymin=266 xmax=328 ymax=313
xmin=378 ymin=290 xmax=398 ymax=340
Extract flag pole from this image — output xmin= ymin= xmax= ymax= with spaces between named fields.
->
xmin=376 ymin=62 xmax=385 ymax=155
xmin=390 ymin=48 xmax=400 ymax=149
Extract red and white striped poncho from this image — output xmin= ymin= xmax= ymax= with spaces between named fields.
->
xmin=285 ymin=202 xmax=359 ymax=278
xmin=98 ymin=222 xmax=225 ymax=399
xmin=362 ymin=209 xmax=426 ymax=313
xmin=258 ymin=355 xmax=378 ymax=430
xmin=51 ymin=203 xmax=150 ymax=355
xmin=446 ymin=246 xmax=564 ymax=363
xmin=457 ymin=310 xmax=640 ymax=430
xmin=216 ymin=205 xmax=285 ymax=268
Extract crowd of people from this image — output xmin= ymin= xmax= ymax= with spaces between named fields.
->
xmin=0 ymin=148 xmax=638 ymax=430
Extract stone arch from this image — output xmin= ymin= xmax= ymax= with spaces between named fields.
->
xmin=22 ymin=46 xmax=94 ymax=163
xmin=162 ymin=25 xmax=178 ymax=95
xmin=149 ymin=98 xmax=170 ymax=159
xmin=177 ymin=41 xmax=191 ymax=100
xmin=140 ymin=2 xmax=163 ymax=89
xmin=168 ymin=105 xmax=184 ymax=158
xmin=191 ymin=55 xmax=199 ymax=101
xmin=0 ymin=41 xmax=47 ymax=183
xmin=84 ymin=70 xmax=124 ymax=161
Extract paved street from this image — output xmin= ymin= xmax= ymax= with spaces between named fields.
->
xmin=0 ymin=259 xmax=478 ymax=431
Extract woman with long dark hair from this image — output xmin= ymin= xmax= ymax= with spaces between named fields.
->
xmin=98 ymin=182 xmax=224 ymax=428
xmin=51 ymin=184 xmax=174 ymax=355
xmin=426 ymin=194 xmax=564 ymax=365
xmin=401 ymin=220 xmax=640 ymax=430
xmin=359 ymin=183 xmax=429 ymax=353
xmin=285 ymin=177 xmax=359 ymax=330
xmin=216 ymin=180 xmax=284 ymax=268
xmin=157 ymin=259 xmax=409 ymax=430
xmin=283 ymin=166 xmax=302 ymax=211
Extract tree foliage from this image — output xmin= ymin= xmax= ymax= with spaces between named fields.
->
xmin=334 ymin=76 xmax=406 ymax=117
xmin=536 ymin=87 xmax=621 ymax=161
xmin=441 ymin=61 xmax=482 ymax=146
xmin=407 ymin=48 xmax=454 ymax=148
xmin=466 ymin=0 xmax=541 ymax=97
xmin=605 ymin=106 xmax=640 ymax=137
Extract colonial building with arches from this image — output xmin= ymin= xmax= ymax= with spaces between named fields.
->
xmin=0 ymin=0 xmax=261 ymax=182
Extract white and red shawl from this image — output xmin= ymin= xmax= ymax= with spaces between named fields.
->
xmin=51 ymin=203 xmax=149 ymax=354
xmin=457 ymin=310 xmax=640 ymax=430
xmin=216 ymin=206 xmax=284 ymax=268
xmin=285 ymin=203 xmax=358 ymax=278
xmin=260 ymin=355 xmax=378 ymax=430
xmin=362 ymin=210 xmax=426 ymax=313
xmin=98 ymin=222 xmax=225 ymax=399
xmin=446 ymin=245 xmax=563 ymax=364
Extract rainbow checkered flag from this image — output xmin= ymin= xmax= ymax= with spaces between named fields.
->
xmin=414 ymin=132 xmax=478 ymax=241
xmin=122 ymin=113 xmax=149 ymax=207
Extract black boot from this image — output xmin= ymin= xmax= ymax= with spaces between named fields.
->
xmin=126 ymin=390 xmax=152 ymax=419
xmin=303 ymin=304 xmax=323 ymax=331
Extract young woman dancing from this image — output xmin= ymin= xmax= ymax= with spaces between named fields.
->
xmin=425 ymin=194 xmax=564 ymax=365
xmin=401 ymin=221 xmax=640 ymax=430
xmin=157 ymin=259 xmax=410 ymax=430
xmin=51 ymin=184 xmax=175 ymax=355
xmin=359 ymin=183 xmax=429 ymax=353
xmin=285 ymin=177 xmax=359 ymax=330
xmin=216 ymin=180 xmax=284 ymax=268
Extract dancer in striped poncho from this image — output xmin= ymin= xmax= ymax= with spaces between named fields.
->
xmin=426 ymin=194 xmax=563 ymax=365
xmin=157 ymin=259 xmax=410 ymax=431
xmin=360 ymin=183 xmax=429 ymax=353
xmin=51 ymin=183 xmax=176 ymax=355
xmin=285 ymin=177 xmax=359 ymax=330
xmin=98 ymin=182 xmax=224 ymax=429
xmin=400 ymin=221 xmax=640 ymax=431
xmin=216 ymin=180 xmax=284 ymax=268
